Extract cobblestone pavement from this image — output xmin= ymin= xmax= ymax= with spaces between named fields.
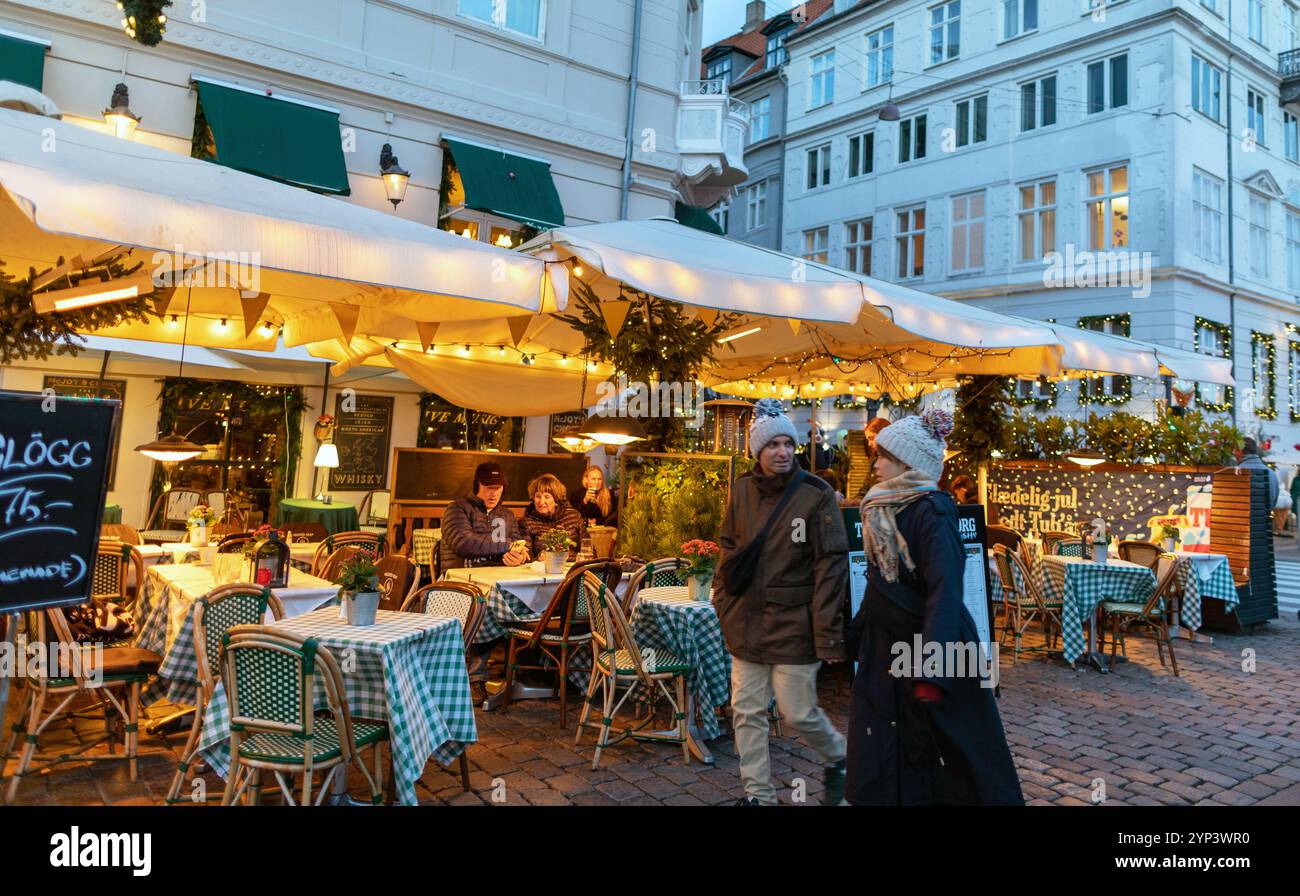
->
xmin=4 ymin=614 xmax=1298 ymax=806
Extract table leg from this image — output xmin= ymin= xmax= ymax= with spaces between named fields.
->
xmin=1082 ymin=611 xmax=1111 ymax=673
xmin=482 ymin=679 xmax=557 ymax=710
xmin=646 ymin=693 xmax=715 ymax=764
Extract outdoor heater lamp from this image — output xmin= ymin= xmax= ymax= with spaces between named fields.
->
xmin=1065 ymin=448 xmax=1107 ymax=468
xmin=102 ymin=82 xmax=141 ymax=140
xmin=135 ymin=432 xmax=204 ymax=463
xmin=32 ymin=271 xmax=155 ymax=314
xmin=579 ymin=412 xmax=646 ymax=447
xmin=379 ymin=143 xmax=411 ymax=209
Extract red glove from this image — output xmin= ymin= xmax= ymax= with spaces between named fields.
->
xmin=913 ymin=681 xmax=943 ymax=703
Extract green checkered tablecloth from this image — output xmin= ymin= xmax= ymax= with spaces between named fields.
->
xmin=197 ymin=608 xmax=476 ymax=806
xmin=1161 ymin=552 xmax=1239 ymax=631
xmin=410 ymin=529 xmax=441 ymax=566
xmin=1040 ymin=555 xmax=1157 ymax=665
xmin=631 ymin=587 xmax=730 ymax=740
xmin=473 ymin=584 xmax=593 ymax=690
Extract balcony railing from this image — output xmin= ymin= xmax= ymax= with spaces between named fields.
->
xmin=1281 ymin=48 xmax=1300 ymax=79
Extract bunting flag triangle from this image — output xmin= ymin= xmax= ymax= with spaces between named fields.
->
xmin=696 ymin=307 xmax=718 ymax=328
xmin=600 ymin=300 xmax=632 ymax=337
xmin=506 ymin=315 xmax=532 ymax=348
xmin=151 ymin=287 xmax=176 ymax=319
xmin=788 ymin=318 xmax=802 ymax=336
xmin=331 ymin=303 xmax=361 ymax=343
xmin=416 ymin=321 xmax=440 ymax=353
xmin=240 ymin=292 xmax=272 ymax=338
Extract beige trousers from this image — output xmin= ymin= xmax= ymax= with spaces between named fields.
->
xmin=730 ymin=657 xmax=846 ymax=804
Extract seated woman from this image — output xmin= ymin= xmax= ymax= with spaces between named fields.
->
xmin=521 ymin=473 xmax=585 ymax=558
xmin=574 ymin=465 xmax=618 ymax=528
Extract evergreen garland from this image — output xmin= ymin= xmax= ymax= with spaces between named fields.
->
xmin=0 ymin=256 xmax=153 ymax=364
xmin=1193 ymin=317 xmax=1234 ymax=413
xmin=118 ymin=0 xmax=172 ymax=46
xmin=947 ymin=375 xmax=1010 ymax=474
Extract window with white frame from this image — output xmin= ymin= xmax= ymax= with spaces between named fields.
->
xmin=1087 ymin=53 xmax=1128 ymax=114
xmin=1287 ymin=210 xmax=1300 ymax=290
xmin=746 ymin=180 xmax=768 ymax=231
xmin=1196 ymin=319 xmax=1230 ymax=407
xmin=803 ymin=227 xmax=829 ymax=263
xmin=706 ymin=55 xmax=732 ymax=84
xmin=810 ymin=51 xmax=836 ymax=108
xmin=1086 ymin=164 xmax=1129 ymax=250
xmin=1015 ymin=378 xmax=1054 ymax=403
xmin=865 ymin=25 xmax=894 ymax=88
xmin=1249 ymin=0 xmax=1265 ymax=44
xmin=458 ymin=0 xmax=545 ymax=39
xmin=710 ymin=201 xmax=729 ymax=234
xmin=1191 ymin=55 xmax=1222 ymax=122
xmin=1002 ymin=0 xmax=1037 ymax=39
xmin=844 ymin=218 xmax=874 ymax=275
xmin=1287 ymin=112 xmax=1299 ymax=162
xmin=1018 ymin=180 xmax=1056 ymax=262
xmin=929 ymin=1 xmax=961 ymax=65
xmin=1250 ymin=194 xmax=1270 ymax=279
xmin=896 ymin=207 xmax=926 ymax=279
xmin=1253 ymin=332 xmax=1275 ymax=415
xmin=806 ymin=144 xmax=831 ymax=190
xmin=750 ymin=96 xmax=771 ymax=144
xmin=1020 ymin=74 xmax=1057 ymax=131
xmin=1192 ymin=168 xmax=1224 ymax=264
xmin=950 ymin=192 xmax=985 ymax=274
xmin=848 ymin=131 xmax=875 ymax=178
xmin=766 ymin=26 xmax=793 ymax=68
xmin=954 ymin=94 xmax=988 ymax=147
xmin=899 ymin=114 xmax=927 ymax=163
xmin=1247 ymin=88 xmax=1267 ymax=144
xmin=1200 ymin=0 xmax=1220 ymax=14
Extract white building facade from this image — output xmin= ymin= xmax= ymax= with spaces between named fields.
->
xmin=768 ymin=0 xmax=1300 ymax=447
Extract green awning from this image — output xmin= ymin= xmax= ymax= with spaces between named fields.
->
xmin=444 ymin=138 xmax=564 ymax=229
xmin=192 ymin=79 xmax=350 ymax=195
xmin=0 ymin=33 xmax=48 ymax=91
xmin=674 ymin=202 xmax=724 ymax=235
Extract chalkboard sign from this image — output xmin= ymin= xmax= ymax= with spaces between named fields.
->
xmin=43 ymin=376 xmax=125 ymax=490
xmin=330 ymin=393 xmax=393 ymax=491
xmin=0 ymin=391 xmax=117 ymax=614
xmin=393 ymin=448 xmax=588 ymax=505
xmin=548 ymin=410 xmax=588 ymax=453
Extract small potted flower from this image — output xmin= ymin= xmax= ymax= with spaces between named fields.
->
xmin=681 ymin=539 xmax=720 ymax=601
xmin=1160 ymin=524 xmax=1180 ymax=554
xmin=538 ymin=529 xmax=575 ymax=575
xmin=335 ymin=549 xmax=380 ymax=626
xmin=187 ymin=504 xmax=216 ymax=547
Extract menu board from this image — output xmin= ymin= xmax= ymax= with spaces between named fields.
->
xmin=0 ymin=390 xmax=117 ymax=613
xmin=956 ymin=504 xmax=994 ymax=647
xmin=547 ymin=410 xmax=589 ymax=453
xmin=329 ymin=393 xmax=393 ymax=491
xmin=43 ymin=376 xmax=125 ymax=489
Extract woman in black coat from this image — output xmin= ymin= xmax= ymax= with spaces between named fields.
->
xmin=847 ymin=411 xmax=1023 ymax=806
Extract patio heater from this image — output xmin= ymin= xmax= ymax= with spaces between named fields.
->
xmin=579 ymin=411 xmax=646 ymax=477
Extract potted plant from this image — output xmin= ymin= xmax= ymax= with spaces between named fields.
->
xmin=186 ymin=504 xmax=216 ymax=547
xmin=1160 ymin=524 xmax=1180 ymax=554
xmin=681 ymin=539 xmax=720 ymax=601
xmin=335 ymin=549 xmax=380 ymax=626
xmin=538 ymin=529 xmax=574 ymax=575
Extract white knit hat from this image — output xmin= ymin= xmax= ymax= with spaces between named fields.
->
xmin=748 ymin=398 xmax=799 ymax=457
xmin=874 ymin=409 xmax=955 ymax=481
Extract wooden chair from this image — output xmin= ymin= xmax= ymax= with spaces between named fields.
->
xmin=1117 ymin=540 xmax=1162 ymax=572
xmin=991 ymin=545 xmax=1062 ymax=663
xmin=375 ymin=554 xmax=420 ymax=612
xmin=314 ymin=544 xmax=369 ymax=584
xmin=576 ymin=571 xmax=689 ymax=769
xmin=986 ymin=524 xmax=1025 ymax=555
xmin=282 ymin=522 xmax=329 ymax=543
xmin=220 ymin=625 xmax=388 ymax=806
xmin=92 ymin=542 xmax=146 ymax=620
xmin=402 ymin=581 xmax=485 ymax=792
xmin=359 ymin=489 xmax=391 ymax=536
xmin=1054 ymin=540 xmax=1086 ymax=558
xmin=141 ymin=488 xmax=204 ymax=543
xmin=100 ymin=523 xmax=142 ymax=545
xmin=499 ymin=560 xmax=623 ymax=728
xmin=216 ymin=531 xmax=255 ymax=553
xmin=165 ymin=584 xmax=284 ymax=804
xmin=309 ymin=531 xmax=385 ymax=575
xmin=1039 ymin=531 xmax=1076 ymax=555
xmin=2 ymin=606 xmax=162 ymax=804
xmin=1098 ymin=563 xmax=1180 ymax=676
xmin=619 ymin=556 xmax=689 ymax=615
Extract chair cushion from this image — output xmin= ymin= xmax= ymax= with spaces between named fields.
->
xmin=99 ymin=647 xmax=163 ymax=676
xmin=1101 ymin=601 xmax=1148 ymax=615
xmin=141 ymin=530 xmax=187 ymax=543
xmin=238 ymin=717 xmax=388 ymax=763
xmin=609 ymin=647 xmax=689 ymax=675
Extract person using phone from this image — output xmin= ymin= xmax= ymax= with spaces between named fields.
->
xmin=439 ymin=462 xmax=528 ymax=571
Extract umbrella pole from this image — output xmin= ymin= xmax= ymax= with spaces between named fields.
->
xmin=809 ymin=398 xmax=817 ymax=470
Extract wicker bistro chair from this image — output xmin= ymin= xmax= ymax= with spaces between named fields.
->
xmin=619 ymin=556 xmax=690 ymax=615
xmin=1117 ymin=540 xmax=1163 ymax=572
xmin=216 ymin=532 xmax=255 ymax=554
xmin=310 ymin=531 xmax=386 ymax=576
xmin=92 ymin=542 xmax=145 ymax=616
xmin=1098 ymin=563 xmax=1181 ymax=676
xmin=991 ymin=545 xmax=1063 ymax=664
xmin=219 ymin=625 xmax=389 ymax=806
xmin=282 ymin=522 xmax=329 ymax=544
xmin=101 ymin=523 xmax=143 ymax=545
xmin=575 ymin=571 xmax=690 ymax=769
xmin=401 ymin=581 xmax=486 ymax=791
xmin=498 ymin=560 xmax=623 ymax=728
xmin=986 ymin=525 xmax=1025 ymax=555
xmin=141 ymin=488 xmax=204 ymax=543
xmin=1039 ymin=531 xmax=1077 ymax=555
xmin=165 ymin=584 xmax=285 ymax=803
xmin=1054 ymin=540 xmax=1086 ymax=558
xmin=2 ymin=607 xmax=162 ymax=804
xmin=374 ymin=554 xmax=420 ymax=612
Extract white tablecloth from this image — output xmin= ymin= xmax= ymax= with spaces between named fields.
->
xmin=443 ymin=563 xmax=571 ymax=612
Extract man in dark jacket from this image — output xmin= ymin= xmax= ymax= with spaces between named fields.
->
xmin=715 ymin=399 xmax=849 ymax=806
xmin=439 ymin=462 xmax=528 ymax=571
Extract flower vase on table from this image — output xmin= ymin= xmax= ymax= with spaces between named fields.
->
xmin=538 ymin=528 xmax=575 ymax=575
xmin=187 ymin=504 xmax=216 ymax=547
xmin=681 ymin=538 xmax=720 ymax=602
xmin=335 ymin=549 xmax=380 ymax=626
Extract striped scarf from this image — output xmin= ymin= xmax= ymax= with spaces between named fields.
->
xmin=860 ymin=469 xmax=938 ymax=583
